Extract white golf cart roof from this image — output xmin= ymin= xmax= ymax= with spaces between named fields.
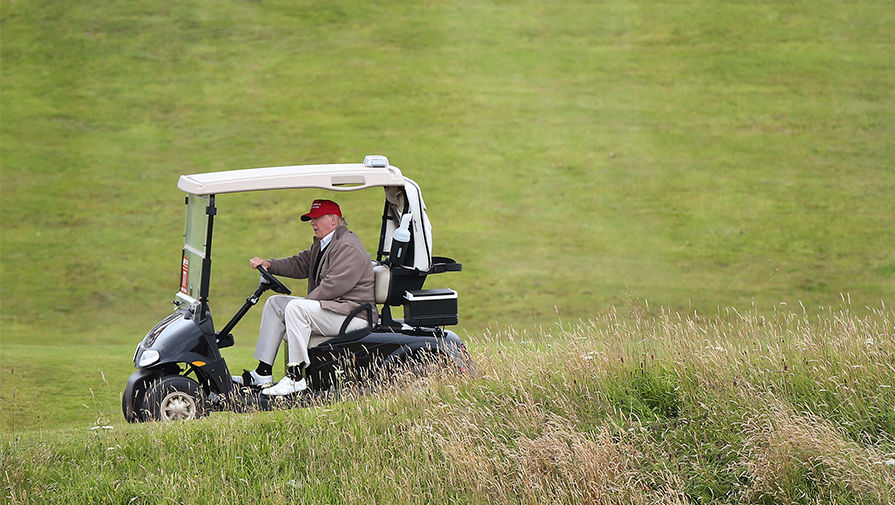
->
xmin=177 ymin=162 xmax=405 ymax=195
xmin=177 ymin=156 xmax=434 ymax=272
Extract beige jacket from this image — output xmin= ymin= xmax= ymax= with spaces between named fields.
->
xmin=268 ymin=226 xmax=377 ymax=322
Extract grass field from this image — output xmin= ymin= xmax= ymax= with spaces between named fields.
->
xmin=1 ymin=0 xmax=894 ymax=502
xmin=4 ymin=306 xmax=894 ymax=504
xmin=2 ymin=0 xmax=893 ymax=346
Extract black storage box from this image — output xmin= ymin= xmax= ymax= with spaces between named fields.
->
xmin=403 ymin=289 xmax=458 ymax=327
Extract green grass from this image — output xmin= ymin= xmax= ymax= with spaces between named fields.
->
xmin=2 ymin=0 xmax=893 ymax=346
xmin=1 ymin=0 xmax=894 ymax=502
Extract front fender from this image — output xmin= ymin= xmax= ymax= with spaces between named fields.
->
xmin=135 ymin=310 xmax=218 ymax=369
xmin=122 ymin=368 xmax=172 ymax=422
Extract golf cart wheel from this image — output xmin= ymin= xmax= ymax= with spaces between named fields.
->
xmin=144 ymin=375 xmax=205 ymax=422
xmin=121 ymin=379 xmax=150 ymax=423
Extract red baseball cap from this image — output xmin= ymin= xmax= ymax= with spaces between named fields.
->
xmin=301 ymin=199 xmax=342 ymax=221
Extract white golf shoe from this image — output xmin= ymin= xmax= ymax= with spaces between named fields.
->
xmin=231 ymin=369 xmax=273 ymax=387
xmin=261 ymin=376 xmax=308 ymax=396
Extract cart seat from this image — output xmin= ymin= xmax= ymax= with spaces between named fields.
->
xmin=308 ymin=334 xmax=330 ymax=348
xmin=306 ymin=262 xmax=388 ymax=348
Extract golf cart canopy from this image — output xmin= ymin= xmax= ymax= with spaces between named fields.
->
xmin=177 ymin=163 xmax=406 ymax=195
xmin=176 ymin=157 xmax=434 ymax=273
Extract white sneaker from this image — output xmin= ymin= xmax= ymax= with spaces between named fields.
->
xmin=231 ymin=369 xmax=273 ymax=387
xmin=261 ymin=376 xmax=308 ymax=396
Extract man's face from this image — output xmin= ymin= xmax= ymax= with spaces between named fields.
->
xmin=310 ymin=214 xmax=339 ymax=240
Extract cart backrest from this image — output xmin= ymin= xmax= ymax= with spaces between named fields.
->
xmin=372 ymin=263 xmax=390 ymax=305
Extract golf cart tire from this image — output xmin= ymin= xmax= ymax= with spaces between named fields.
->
xmin=143 ymin=375 xmax=206 ymax=422
xmin=121 ymin=378 xmax=150 ymax=423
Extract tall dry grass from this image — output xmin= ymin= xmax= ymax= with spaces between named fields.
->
xmin=3 ymin=304 xmax=893 ymax=504
xmin=407 ymin=303 xmax=895 ymax=504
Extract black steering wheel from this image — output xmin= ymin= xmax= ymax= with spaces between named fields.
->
xmin=256 ymin=266 xmax=292 ymax=295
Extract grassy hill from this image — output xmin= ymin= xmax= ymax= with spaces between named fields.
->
xmin=3 ymin=308 xmax=894 ymax=504
xmin=2 ymin=0 xmax=893 ymax=346
xmin=1 ymin=0 xmax=894 ymax=502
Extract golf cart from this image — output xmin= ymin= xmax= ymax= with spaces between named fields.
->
xmin=122 ymin=155 xmax=472 ymax=422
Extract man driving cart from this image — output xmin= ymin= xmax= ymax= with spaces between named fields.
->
xmin=124 ymin=156 xmax=470 ymax=423
xmin=233 ymin=199 xmax=377 ymax=396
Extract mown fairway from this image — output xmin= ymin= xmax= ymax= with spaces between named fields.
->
xmin=1 ymin=0 xmax=894 ymax=503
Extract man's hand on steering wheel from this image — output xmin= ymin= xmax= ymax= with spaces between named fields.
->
xmin=249 ymin=256 xmax=271 ymax=270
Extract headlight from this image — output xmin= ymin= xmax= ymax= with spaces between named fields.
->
xmin=138 ymin=349 xmax=160 ymax=367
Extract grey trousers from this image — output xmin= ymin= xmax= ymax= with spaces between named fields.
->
xmin=254 ymin=295 xmax=368 ymax=367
